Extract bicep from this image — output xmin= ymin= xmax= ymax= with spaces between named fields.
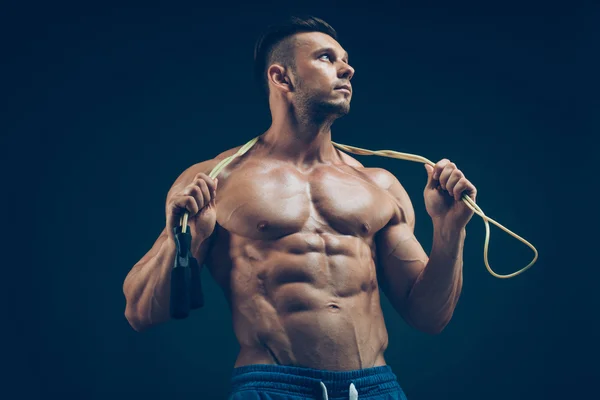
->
xmin=376 ymin=221 xmax=429 ymax=303
xmin=375 ymin=171 xmax=429 ymax=309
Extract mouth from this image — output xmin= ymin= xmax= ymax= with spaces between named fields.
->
xmin=335 ymin=84 xmax=352 ymax=94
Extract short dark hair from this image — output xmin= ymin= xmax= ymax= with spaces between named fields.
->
xmin=253 ymin=16 xmax=338 ymax=96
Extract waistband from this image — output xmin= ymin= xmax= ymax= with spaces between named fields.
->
xmin=230 ymin=363 xmax=401 ymax=398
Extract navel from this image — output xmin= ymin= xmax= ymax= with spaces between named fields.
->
xmin=326 ymin=303 xmax=341 ymax=313
xmin=361 ymin=222 xmax=371 ymax=234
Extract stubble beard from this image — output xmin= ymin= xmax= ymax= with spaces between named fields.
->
xmin=293 ymin=76 xmax=350 ymax=126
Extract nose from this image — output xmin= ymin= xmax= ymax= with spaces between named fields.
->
xmin=338 ymin=62 xmax=355 ymax=81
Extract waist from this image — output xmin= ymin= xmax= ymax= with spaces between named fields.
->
xmin=230 ymin=363 xmax=401 ymax=398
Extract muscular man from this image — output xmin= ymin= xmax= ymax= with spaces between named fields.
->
xmin=123 ymin=16 xmax=477 ymax=400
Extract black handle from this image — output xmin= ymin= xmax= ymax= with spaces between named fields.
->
xmin=170 ymin=226 xmax=191 ymax=319
xmin=169 ymin=225 xmax=205 ymax=319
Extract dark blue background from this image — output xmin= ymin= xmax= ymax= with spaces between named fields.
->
xmin=3 ymin=1 xmax=597 ymax=399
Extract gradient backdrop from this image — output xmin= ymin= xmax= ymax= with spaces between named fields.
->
xmin=3 ymin=1 xmax=597 ymax=399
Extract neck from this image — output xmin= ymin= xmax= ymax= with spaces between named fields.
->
xmin=260 ymin=106 xmax=341 ymax=167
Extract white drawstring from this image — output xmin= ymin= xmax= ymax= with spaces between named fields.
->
xmin=349 ymin=382 xmax=358 ymax=400
xmin=320 ymin=382 xmax=358 ymax=400
xmin=320 ymin=382 xmax=329 ymax=400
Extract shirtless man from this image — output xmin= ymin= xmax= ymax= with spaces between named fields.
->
xmin=123 ymin=16 xmax=477 ymax=400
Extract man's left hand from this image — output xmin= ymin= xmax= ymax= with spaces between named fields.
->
xmin=424 ymin=159 xmax=477 ymax=230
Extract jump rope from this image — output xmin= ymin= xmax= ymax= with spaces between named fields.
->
xmin=170 ymin=136 xmax=539 ymax=318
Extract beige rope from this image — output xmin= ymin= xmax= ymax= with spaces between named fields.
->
xmin=182 ymin=136 xmax=538 ymax=279
xmin=179 ymin=136 xmax=259 ymax=233
xmin=331 ymin=141 xmax=538 ymax=279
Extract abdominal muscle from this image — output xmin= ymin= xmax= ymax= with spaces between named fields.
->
xmin=212 ymin=231 xmax=390 ymax=371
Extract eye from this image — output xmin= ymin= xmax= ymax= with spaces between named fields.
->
xmin=319 ymin=53 xmax=331 ymax=61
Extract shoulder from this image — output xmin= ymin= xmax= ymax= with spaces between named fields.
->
xmin=337 ymin=149 xmax=365 ymax=168
xmin=361 ymin=167 xmax=416 ymax=225
xmin=335 ymin=148 xmax=412 ymax=204
xmin=169 ymin=144 xmax=244 ymax=191
xmin=337 ymin=148 xmax=411 ymax=203
xmin=337 ymin=150 xmax=403 ymax=194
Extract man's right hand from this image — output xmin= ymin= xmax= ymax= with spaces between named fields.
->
xmin=166 ymin=172 xmax=218 ymax=249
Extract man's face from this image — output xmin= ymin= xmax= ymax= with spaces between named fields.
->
xmin=288 ymin=32 xmax=355 ymax=118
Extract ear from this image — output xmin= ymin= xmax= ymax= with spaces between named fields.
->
xmin=267 ymin=64 xmax=293 ymax=92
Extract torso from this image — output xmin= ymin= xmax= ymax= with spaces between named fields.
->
xmin=203 ymin=144 xmax=401 ymax=371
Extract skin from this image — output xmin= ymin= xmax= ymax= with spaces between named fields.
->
xmin=123 ymin=31 xmax=477 ymax=372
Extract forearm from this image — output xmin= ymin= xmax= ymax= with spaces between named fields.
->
xmin=123 ymin=233 xmax=176 ymax=331
xmin=123 ymin=231 xmax=211 ymax=331
xmin=405 ymin=222 xmax=465 ymax=333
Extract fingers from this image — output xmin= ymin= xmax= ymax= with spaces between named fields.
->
xmin=432 ymin=159 xmax=451 ymax=181
xmin=432 ymin=159 xmax=455 ymax=191
xmin=432 ymin=159 xmax=476 ymax=201
xmin=453 ymin=178 xmax=477 ymax=201
xmin=171 ymin=195 xmax=200 ymax=216
xmin=445 ymin=169 xmax=464 ymax=199
xmin=184 ymin=180 xmax=210 ymax=209
xmin=194 ymin=173 xmax=217 ymax=194
xmin=170 ymin=173 xmax=218 ymax=217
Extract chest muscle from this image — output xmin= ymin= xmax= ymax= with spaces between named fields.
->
xmin=215 ymin=162 xmax=394 ymax=240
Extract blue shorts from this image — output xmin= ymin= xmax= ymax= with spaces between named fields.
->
xmin=228 ymin=364 xmax=408 ymax=399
